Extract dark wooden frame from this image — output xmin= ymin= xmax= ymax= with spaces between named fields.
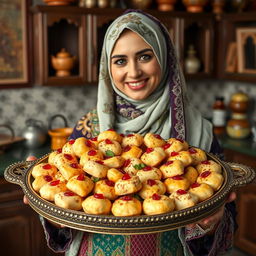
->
xmin=0 ymin=0 xmax=32 ymax=89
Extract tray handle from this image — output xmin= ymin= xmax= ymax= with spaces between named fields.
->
xmin=227 ymin=162 xmax=256 ymax=188
xmin=4 ymin=160 xmax=37 ymax=188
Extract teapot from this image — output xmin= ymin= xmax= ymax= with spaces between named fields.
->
xmin=51 ymin=48 xmax=76 ymax=77
xmin=22 ymin=119 xmax=47 ymax=148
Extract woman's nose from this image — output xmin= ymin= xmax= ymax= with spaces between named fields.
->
xmin=127 ymin=61 xmax=142 ymax=78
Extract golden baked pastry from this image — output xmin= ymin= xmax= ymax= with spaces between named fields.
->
xmin=53 ymin=153 xmax=78 ymax=170
xmin=114 ymin=174 xmax=142 ymax=196
xmin=98 ymin=139 xmax=122 ymax=157
xmin=73 ymin=137 xmax=96 ymax=158
xmin=54 ymin=191 xmax=83 ymax=211
xmin=66 ymin=174 xmax=94 ymax=197
xmin=94 ymin=179 xmax=117 ymax=200
xmin=80 ymin=149 xmax=104 ymax=166
xmin=188 ymin=147 xmax=207 ymax=166
xmin=141 ymin=147 xmax=166 ymax=167
xmin=138 ymin=179 xmax=166 ymax=199
xmin=55 ymin=171 xmax=66 ymax=183
xmin=82 ymin=193 xmax=112 ymax=215
xmin=122 ymin=158 xmax=145 ymax=176
xmin=196 ymin=160 xmax=222 ymax=174
xmin=189 ymin=182 xmax=214 ymax=202
xmin=121 ymin=133 xmax=144 ymax=147
xmin=170 ymin=189 xmax=198 ymax=210
xmin=32 ymin=163 xmax=58 ymax=178
xmin=103 ymin=156 xmax=125 ymax=168
xmin=121 ymin=145 xmax=143 ymax=160
xmin=62 ymin=139 xmax=75 ymax=155
xmin=111 ymin=196 xmax=142 ymax=216
xmin=39 ymin=180 xmax=67 ymax=201
xmin=183 ymin=166 xmax=198 ymax=185
xmin=107 ymin=168 xmax=125 ymax=182
xmin=48 ymin=149 xmax=62 ymax=166
xmin=160 ymin=159 xmax=184 ymax=179
xmin=197 ymin=171 xmax=224 ymax=191
xmin=83 ymin=160 xmax=109 ymax=178
xmin=143 ymin=133 xmax=166 ymax=148
xmin=164 ymin=175 xmax=190 ymax=194
xmin=32 ymin=175 xmax=54 ymax=192
xmin=97 ymin=129 xmax=123 ymax=143
xmin=164 ymin=138 xmax=189 ymax=155
xmin=88 ymin=136 xmax=99 ymax=148
xmin=143 ymin=193 xmax=175 ymax=215
xmin=136 ymin=166 xmax=162 ymax=183
xmin=58 ymin=162 xmax=84 ymax=181
xmin=167 ymin=151 xmax=193 ymax=167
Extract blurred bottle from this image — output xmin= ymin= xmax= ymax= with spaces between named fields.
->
xmin=212 ymin=96 xmax=227 ymax=135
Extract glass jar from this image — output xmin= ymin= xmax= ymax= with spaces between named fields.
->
xmin=212 ymin=96 xmax=226 ymax=135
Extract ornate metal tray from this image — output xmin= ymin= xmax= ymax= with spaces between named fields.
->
xmin=4 ymin=153 xmax=255 ymax=235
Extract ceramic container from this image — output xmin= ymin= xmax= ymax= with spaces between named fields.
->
xmin=156 ymin=0 xmax=177 ymax=11
xmin=182 ymin=0 xmax=208 ymax=12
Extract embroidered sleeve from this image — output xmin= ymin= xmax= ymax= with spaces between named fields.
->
xmin=39 ymin=215 xmax=73 ymax=253
xmin=185 ymin=206 xmax=236 ymax=256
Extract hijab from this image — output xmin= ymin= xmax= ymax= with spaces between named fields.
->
xmin=96 ymin=10 xmax=213 ymax=151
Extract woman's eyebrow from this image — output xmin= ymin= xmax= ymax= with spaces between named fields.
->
xmin=111 ymin=48 xmax=153 ymax=59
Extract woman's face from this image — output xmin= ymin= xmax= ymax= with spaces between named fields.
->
xmin=110 ymin=30 xmax=161 ymax=100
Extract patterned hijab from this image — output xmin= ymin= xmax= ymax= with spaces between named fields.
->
xmin=96 ymin=10 xmax=213 ymax=151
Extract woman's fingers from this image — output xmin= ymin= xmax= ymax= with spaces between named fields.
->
xmin=26 ymin=155 xmax=37 ymax=161
xmin=23 ymin=195 xmax=29 ymax=204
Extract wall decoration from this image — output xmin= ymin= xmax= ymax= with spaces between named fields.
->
xmin=0 ymin=0 xmax=31 ymax=88
xmin=237 ymin=27 xmax=256 ymax=74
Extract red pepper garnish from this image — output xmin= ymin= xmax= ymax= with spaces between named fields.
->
xmin=68 ymin=139 xmax=75 ymax=144
xmin=50 ymin=180 xmax=60 ymax=186
xmin=105 ymin=180 xmax=115 ymax=187
xmin=123 ymin=146 xmax=131 ymax=152
xmin=88 ymin=150 xmax=97 ymax=156
xmin=201 ymin=160 xmax=210 ymax=165
xmin=64 ymin=154 xmax=73 ymax=160
xmin=95 ymin=160 xmax=104 ymax=165
xmin=191 ymin=182 xmax=200 ymax=188
xmin=170 ymin=152 xmax=179 ymax=156
xmin=143 ymin=166 xmax=153 ymax=171
xmin=123 ymin=159 xmax=131 ymax=167
xmin=105 ymin=139 xmax=113 ymax=144
xmin=189 ymin=148 xmax=197 ymax=154
xmin=163 ymin=143 xmax=171 ymax=150
xmin=152 ymin=193 xmax=161 ymax=200
xmin=77 ymin=174 xmax=85 ymax=181
xmin=42 ymin=164 xmax=52 ymax=169
xmin=44 ymin=175 xmax=53 ymax=182
xmin=64 ymin=191 xmax=75 ymax=196
xmin=172 ymin=175 xmax=183 ymax=180
xmin=94 ymin=193 xmax=104 ymax=199
xmin=154 ymin=134 xmax=162 ymax=139
xmin=122 ymin=173 xmax=131 ymax=180
xmin=164 ymin=160 xmax=173 ymax=166
xmin=147 ymin=179 xmax=156 ymax=186
xmin=177 ymin=189 xmax=187 ymax=195
xmin=121 ymin=195 xmax=132 ymax=201
xmin=70 ymin=163 xmax=79 ymax=168
xmin=146 ymin=148 xmax=153 ymax=154
xmin=200 ymin=171 xmax=211 ymax=178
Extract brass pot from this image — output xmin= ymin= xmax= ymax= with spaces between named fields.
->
xmin=156 ymin=0 xmax=177 ymax=11
xmin=182 ymin=0 xmax=208 ymax=12
xmin=51 ymin=48 xmax=76 ymax=77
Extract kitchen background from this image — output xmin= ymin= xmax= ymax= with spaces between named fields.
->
xmin=0 ymin=0 xmax=256 ymax=137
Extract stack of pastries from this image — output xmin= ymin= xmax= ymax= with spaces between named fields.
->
xmin=31 ymin=129 xmax=224 ymax=216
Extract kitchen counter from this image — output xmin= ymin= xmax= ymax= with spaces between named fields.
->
xmin=0 ymin=141 xmax=51 ymax=176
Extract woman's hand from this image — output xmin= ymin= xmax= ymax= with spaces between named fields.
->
xmin=186 ymin=192 xmax=236 ymax=234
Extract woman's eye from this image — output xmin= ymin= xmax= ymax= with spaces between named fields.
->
xmin=139 ymin=54 xmax=152 ymax=62
xmin=114 ymin=58 xmax=126 ymax=65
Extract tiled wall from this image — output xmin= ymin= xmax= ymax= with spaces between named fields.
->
xmin=0 ymin=80 xmax=255 ymax=137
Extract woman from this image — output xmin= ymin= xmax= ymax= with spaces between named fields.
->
xmin=27 ymin=9 xmax=237 ymax=256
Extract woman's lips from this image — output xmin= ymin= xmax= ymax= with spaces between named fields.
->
xmin=126 ymin=79 xmax=148 ymax=90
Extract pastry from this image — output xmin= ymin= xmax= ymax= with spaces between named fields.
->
xmin=183 ymin=166 xmax=198 ymax=185
xmin=189 ymin=182 xmax=214 ymax=202
xmin=121 ymin=145 xmax=143 ymax=160
xmin=80 ymin=149 xmax=104 ymax=166
xmin=66 ymin=173 xmax=94 ymax=197
xmin=143 ymin=193 xmax=175 ymax=215
xmin=170 ymin=189 xmax=198 ymax=210
xmin=107 ymin=168 xmax=125 ymax=182
xmin=136 ymin=166 xmax=162 ymax=183
xmin=164 ymin=138 xmax=189 ymax=155
xmin=32 ymin=175 xmax=54 ymax=192
xmin=114 ymin=173 xmax=142 ymax=195
xmin=121 ymin=133 xmax=144 ymax=147
xmin=98 ymin=139 xmax=122 ymax=157
xmin=103 ymin=156 xmax=125 ymax=168
xmin=97 ymin=129 xmax=123 ymax=143
xmin=62 ymin=139 xmax=75 ymax=155
xmin=88 ymin=136 xmax=99 ymax=148
xmin=196 ymin=160 xmax=222 ymax=174
xmin=122 ymin=158 xmax=145 ymax=176
xmin=197 ymin=171 xmax=224 ymax=191
xmin=83 ymin=160 xmax=109 ymax=178
xmin=54 ymin=171 xmax=66 ymax=183
xmin=31 ymin=163 xmax=58 ymax=178
xmin=188 ymin=147 xmax=207 ymax=166
xmin=54 ymin=191 xmax=83 ymax=211
xmin=48 ymin=149 xmax=62 ymax=165
xmin=73 ymin=137 xmax=95 ymax=158
xmin=82 ymin=193 xmax=112 ymax=215
xmin=94 ymin=179 xmax=117 ymax=200
xmin=167 ymin=151 xmax=193 ymax=167
xmin=111 ymin=195 xmax=142 ymax=216
xmin=159 ymin=159 xmax=184 ymax=178
xmin=143 ymin=133 xmax=166 ymax=148
xmin=138 ymin=179 xmax=166 ymax=199
xmin=141 ymin=147 xmax=166 ymax=167
xmin=39 ymin=180 xmax=67 ymax=201
xmin=53 ymin=153 xmax=78 ymax=170
xmin=164 ymin=175 xmax=190 ymax=194
xmin=58 ymin=162 xmax=84 ymax=181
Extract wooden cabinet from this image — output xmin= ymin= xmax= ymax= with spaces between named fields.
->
xmin=216 ymin=13 xmax=256 ymax=83
xmin=224 ymin=149 xmax=256 ymax=255
xmin=31 ymin=6 xmax=215 ymax=86
xmin=0 ymin=178 xmax=61 ymax=256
